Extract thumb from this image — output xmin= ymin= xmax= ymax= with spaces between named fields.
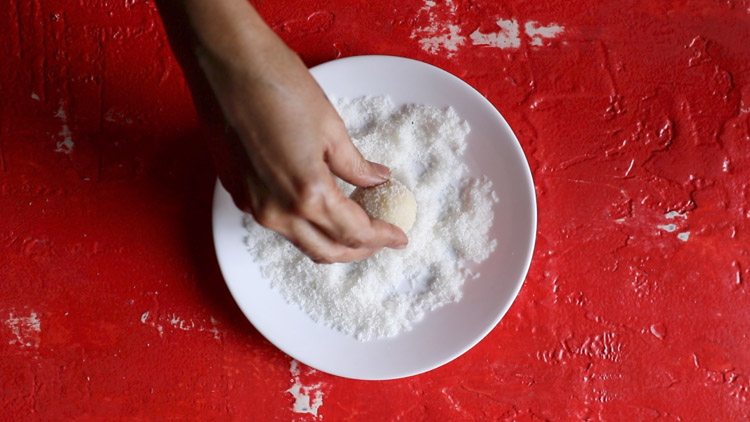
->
xmin=326 ymin=137 xmax=391 ymax=187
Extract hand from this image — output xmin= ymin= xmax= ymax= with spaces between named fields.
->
xmin=182 ymin=2 xmax=408 ymax=263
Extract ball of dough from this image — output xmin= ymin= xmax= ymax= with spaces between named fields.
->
xmin=350 ymin=179 xmax=417 ymax=232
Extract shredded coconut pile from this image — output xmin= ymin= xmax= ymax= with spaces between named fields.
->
xmin=243 ymin=96 xmax=497 ymax=341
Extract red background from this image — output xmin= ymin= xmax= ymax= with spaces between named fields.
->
xmin=2 ymin=0 xmax=750 ymax=419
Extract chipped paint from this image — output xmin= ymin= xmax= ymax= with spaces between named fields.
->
xmin=4 ymin=311 xmax=41 ymax=348
xmin=410 ymin=0 xmax=465 ymax=57
xmin=54 ymin=101 xmax=74 ymax=154
xmin=140 ymin=310 xmax=164 ymax=337
xmin=470 ymin=19 xmax=520 ymax=49
xmin=656 ymin=223 xmax=677 ymax=232
xmin=140 ymin=310 xmax=221 ymax=340
xmin=168 ymin=314 xmax=196 ymax=331
xmin=657 ymin=212 xmax=691 ymax=241
xmin=470 ymin=18 xmax=564 ymax=49
xmin=524 ymin=21 xmax=564 ymax=46
xmin=665 ymin=211 xmax=688 ymax=219
xmin=419 ymin=24 xmax=465 ymax=55
xmin=287 ymin=360 xmax=324 ymax=417
xmin=412 ymin=3 xmax=563 ymax=55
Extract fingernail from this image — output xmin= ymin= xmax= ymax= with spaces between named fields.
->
xmin=369 ymin=161 xmax=391 ymax=182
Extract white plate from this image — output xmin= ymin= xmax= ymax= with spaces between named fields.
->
xmin=212 ymin=55 xmax=536 ymax=380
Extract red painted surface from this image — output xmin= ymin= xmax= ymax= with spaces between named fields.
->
xmin=2 ymin=0 xmax=750 ymax=419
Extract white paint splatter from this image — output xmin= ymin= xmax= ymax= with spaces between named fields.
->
xmin=140 ymin=310 xmax=221 ymax=340
xmin=646 ymin=211 xmax=694 ymax=242
xmin=524 ymin=21 xmax=565 ymax=46
xmin=55 ymin=101 xmax=74 ymax=154
xmin=411 ymin=2 xmax=565 ymax=55
xmin=104 ymin=108 xmax=134 ymax=124
xmin=169 ymin=314 xmax=196 ymax=331
xmin=657 ymin=212 xmax=690 ymax=241
xmin=657 ymin=224 xmax=677 ymax=233
xmin=5 ymin=311 xmax=41 ymax=348
xmin=31 ymin=92 xmax=40 ymax=101
xmin=665 ymin=211 xmax=687 ymax=219
xmin=419 ymin=24 xmax=465 ymax=54
xmin=205 ymin=317 xmax=221 ymax=341
xmin=410 ymin=0 xmax=465 ymax=57
xmin=140 ymin=311 xmax=164 ymax=337
xmin=470 ymin=19 xmax=564 ymax=49
xmin=287 ymin=359 xmax=324 ymax=418
xmin=470 ymin=18 xmax=521 ymax=49
xmin=723 ymin=158 xmax=731 ymax=173
xmin=54 ymin=104 xmax=66 ymax=119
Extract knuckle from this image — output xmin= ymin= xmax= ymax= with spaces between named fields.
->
xmin=253 ymin=205 xmax=278 ymax=229
xmin=322 ymin=115 xmax=347 ymax=138
xmin=294 ymin=182 xmax=328 ymax=216
xmin=341 ymin=232 xmax=366 ymax=248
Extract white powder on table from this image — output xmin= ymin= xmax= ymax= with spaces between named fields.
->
xmin=243 ymin=96 xmax=497 ymax=341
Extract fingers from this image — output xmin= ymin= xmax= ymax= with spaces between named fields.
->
xmin=325 ymin=136 xmax=390 ymax=187
xmin=238 ymin=139 xmax=407 ymax=262
xmin=322 ymin=137 xmax=407 ymax=249
xmin=325 ymin=194 xmax=409 ymax=249
xmin=253 ymin=206 xmax=376 ymax=263
xmin=369 ymin=218 xmax=409 ymax=248
xmin=292 ymin=176 xmax=408 ymax=250
xmin=255 ymin=171 xmax=407 ymax=256
xmin=240 ymin=161 xmax=404 ymax=262
xmin=286 ymin=218 xmax=376 ymax=264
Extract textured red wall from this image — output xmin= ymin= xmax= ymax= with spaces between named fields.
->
xmin=2 ymin=0 xmax=750 ymax=419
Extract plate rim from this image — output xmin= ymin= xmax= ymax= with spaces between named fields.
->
xmin=212 ymin=54 xmax=537 ymax=380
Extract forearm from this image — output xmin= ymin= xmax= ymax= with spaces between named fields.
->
xmin=186 ymin=0 xmax=298 ymax=112
xmin=155 ymin=1 xmax=406 ymax=262
xmin=155 ymin=0 xmax=295 ymax=126
xmin=180 ymin=0 xmax=280 ymax=74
